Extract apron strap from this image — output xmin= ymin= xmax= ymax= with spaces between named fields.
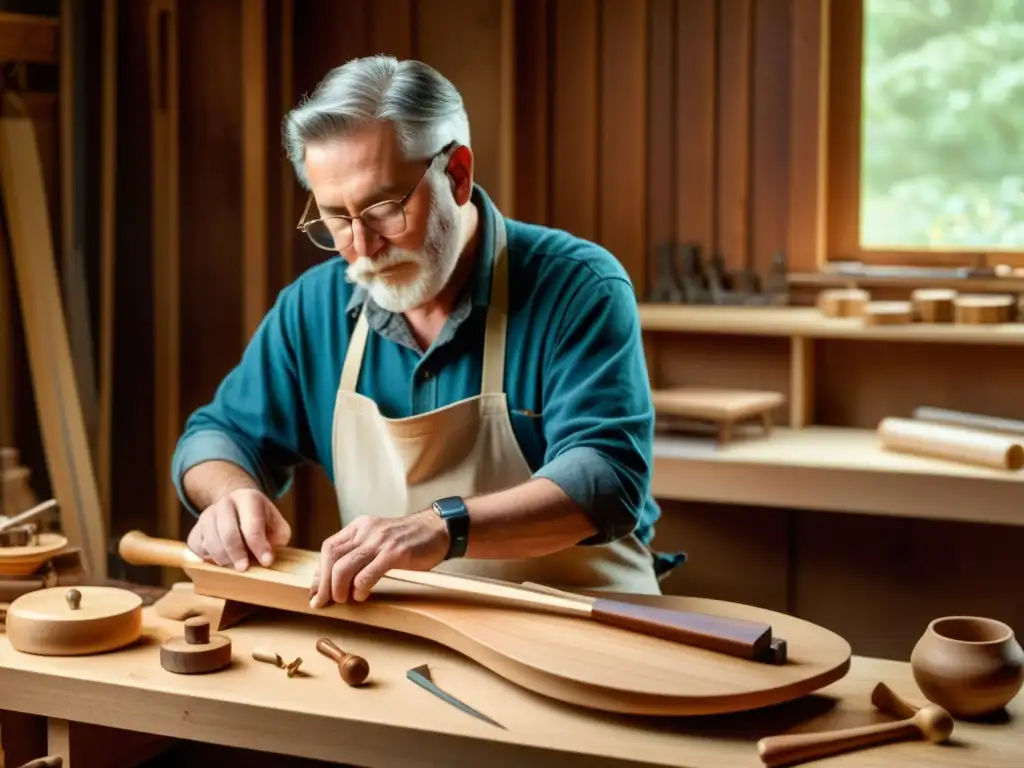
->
xmin=340 ymin=307 xmax=371 ymax=393
xmin=480 ymin=217 xmax=508 ymax=395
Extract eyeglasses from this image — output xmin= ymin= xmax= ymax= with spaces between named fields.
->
xmin=296 ymin=142 xmax=455 ymax=252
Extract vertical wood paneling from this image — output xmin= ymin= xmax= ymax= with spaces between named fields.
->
xmin=241 ymin=0 xmax=268 ymax=344
xmin=787 ymin=0 xmax=830 ymax=272
xmin=645 ymin=0 xmax=675 ymax=281
xmin=715 ymin=0 xmax=752 ymax=271
xmin=597 ymin=0 xmax=648 ymax=295
xmin=750 ymin=0 xmax=791 ymax=277
xmin=513 ymin=0 xmax=550 ymax=225
xmin=674 ymin=0 xmax=717 ymax=253
xmin=417 ymin=0 xmax=513 ymax=210
xmin=149 ymin=0 xmax=181 ymax=572
xmin=550 ymin=0 xmax=599 ymax=242
xmin=370 ymin=0 xmax=413 ymax=58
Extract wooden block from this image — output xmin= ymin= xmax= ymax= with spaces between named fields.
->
xmin=160 ymin=616 xmax=232 ymax=674
xmin=862 ymin=301 xmax=914 ymax=325
xmin=953 ymin=294 xmax=1015 ymax=324
xmin=816 ymin=288 xmax=869 ymax=318
xmin=911 ymin=288 xmax=957 ymax=323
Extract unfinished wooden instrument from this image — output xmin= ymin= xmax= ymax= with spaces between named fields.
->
xmin=118 ymin=531 xmax=852 ymax=716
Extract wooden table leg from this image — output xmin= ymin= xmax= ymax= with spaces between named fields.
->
xmin=46 ymin=719 xmax=175 ymax=768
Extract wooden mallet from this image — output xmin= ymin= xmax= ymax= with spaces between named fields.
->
xmin=757 ymin=682 xmax=954 ymax=767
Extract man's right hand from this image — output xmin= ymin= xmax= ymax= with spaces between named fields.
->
xmin=186 ymin=488 xmax=292 ymax=571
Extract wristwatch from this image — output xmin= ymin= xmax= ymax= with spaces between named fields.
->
xmin=431 ymin=496 xmax=470 ymax=560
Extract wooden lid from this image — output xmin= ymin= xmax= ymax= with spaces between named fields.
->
xmin=5 ymin=586 xmax=143 ymax=656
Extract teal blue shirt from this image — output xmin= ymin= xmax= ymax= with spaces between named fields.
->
xmin=173 ymin=186 xmax=667 ymax=550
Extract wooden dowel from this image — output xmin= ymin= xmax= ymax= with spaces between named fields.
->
xmin=912 ymin=406 xmax=1024 ymax=438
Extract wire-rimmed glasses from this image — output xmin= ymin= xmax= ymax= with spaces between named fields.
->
xmin=296 ymin=142 xmax=455 ymax=252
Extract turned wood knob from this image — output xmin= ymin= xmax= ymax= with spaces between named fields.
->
xmin=316 ymin=637 xmax=369 ymax=686
xmin=65 ymin=588 xmax=81 ymax=611
xmin=184 ymin=616 xmax=211 ymax=645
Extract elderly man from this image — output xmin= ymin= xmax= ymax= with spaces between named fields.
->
xmin=173 ymin=55 xmax=683 ymax=607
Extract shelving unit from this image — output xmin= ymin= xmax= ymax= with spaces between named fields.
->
xmin=640 ymin=304 xmax=1024 ymax=526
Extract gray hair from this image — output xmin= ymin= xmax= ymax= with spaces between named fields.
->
xmin=283 ymin=55 xmax=471 ymax=190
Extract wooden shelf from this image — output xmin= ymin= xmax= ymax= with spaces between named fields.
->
xmin=652 ymin=427 xmax=1024 ymax=526
xmin=638 ymin=304 xmax=1024 ymax=345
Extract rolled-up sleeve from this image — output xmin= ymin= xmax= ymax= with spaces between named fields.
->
xmin=172 ymin=282 xmax=316 ymax=516
xmin=532 ymin=274 xmax=654 ymax=544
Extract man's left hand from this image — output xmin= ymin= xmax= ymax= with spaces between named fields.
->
xmin=309 ymin=510 xmax=450 ymax=607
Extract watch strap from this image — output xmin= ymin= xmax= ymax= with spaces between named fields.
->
xmin=432 ymin=496 xmax=470 ymax=560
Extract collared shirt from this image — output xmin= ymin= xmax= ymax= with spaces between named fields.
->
xmin=172 ymin=185 xmax=664 ymax=547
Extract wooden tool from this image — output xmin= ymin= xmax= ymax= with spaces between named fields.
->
xmin=160 ymin=616 xmax=232 ymax=674
xmin=756 ymin=682 xmax=954 ymax=767
xmin=652 ymin=387 xmax=785 ymax=445
xmin=0 ymin=498 xmax=58 ymax=547
xmin=954 ymin=294 xmax=1015 ymax=324
xmin=878 ymin=417 xmax=1024 ymax=471
xmin=316 ymin=637 xmax=370 ymax=686
xmin=116 ymin=531 xmax=851 ymax=716
xmin=862 ymin=301 xmax=914 ymax=325
xmin=816 ymin=288 xmax=869 ymax=318
xmin=911 ymin=289 xmax=956 ymax=323
xmin=5 ymin=586 xmax=142 ymax=656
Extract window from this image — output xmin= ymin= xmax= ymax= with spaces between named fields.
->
xmin=828 ymin=0 xmax=1024 ymax=264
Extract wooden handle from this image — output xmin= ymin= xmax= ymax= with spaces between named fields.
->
xmin=590 ymin=598 xmax=774 ymax=662
xmin=118 ymin=530 xmax=199 ymax=568
xmin=0 ymin=498 xmax=58 ymax=534
xmin=757 ymin=719 xmax=921 ymax=767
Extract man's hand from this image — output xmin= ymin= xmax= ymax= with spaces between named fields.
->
xmin=187 ymin=488 xmax=292 ymax=571
xmin=309 ymin=510 xmax=450 ymax=607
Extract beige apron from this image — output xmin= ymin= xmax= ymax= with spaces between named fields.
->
xmin=330 ymin=214 xmax=662 ymax=594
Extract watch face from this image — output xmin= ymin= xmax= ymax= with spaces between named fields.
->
xmin=434 ymin=497 xmax=465 ymax=516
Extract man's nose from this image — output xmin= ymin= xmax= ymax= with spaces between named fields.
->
xmin=350 ymin=219 xmax=384 ymax=259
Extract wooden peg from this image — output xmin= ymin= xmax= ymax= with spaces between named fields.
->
xmin=160 ymin=616 xmax=232 ymax=674
xmin=252 ymin=646 xmax=284 ymax=667
xmin=316 ymin=637 xmax=369 ymax=686
xmin=756 ymin=682 xmax=953 ymax=767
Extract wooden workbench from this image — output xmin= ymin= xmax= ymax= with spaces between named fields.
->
xmin=0 ymin=607 xmax=1021 ymax=767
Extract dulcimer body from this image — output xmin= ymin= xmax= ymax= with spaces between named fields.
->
xmin=119 ymin=532 xmax=851 ymax=716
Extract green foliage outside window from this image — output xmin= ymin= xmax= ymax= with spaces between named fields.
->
xmin=862 ymin=0 xmax=1024 ymax=249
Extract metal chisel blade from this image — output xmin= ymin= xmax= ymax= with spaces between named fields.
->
xmin=406 ymin=664 xmax=505 ymax=729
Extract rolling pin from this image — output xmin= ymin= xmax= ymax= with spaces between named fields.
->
xmin=912 ymin=406 xmax=1024 ymax=438
xmin=757 ymin=682 xmax=953 ymax=767
xmin=877 ymin=417 xmax=1024 ymax=471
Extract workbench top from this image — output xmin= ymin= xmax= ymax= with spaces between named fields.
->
xmin=0 ymin=607 xmax=1020 ymax=767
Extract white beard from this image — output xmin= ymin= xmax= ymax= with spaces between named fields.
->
xmin=344 ymin=171 xmax=462 ymax=313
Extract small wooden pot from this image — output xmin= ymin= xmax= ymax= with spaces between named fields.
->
xmin=911 ymin=616 xmax=1024 ymax=718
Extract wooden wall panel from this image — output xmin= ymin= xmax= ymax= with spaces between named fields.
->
xmin=550 ymin=0 xmax=599 ymax=242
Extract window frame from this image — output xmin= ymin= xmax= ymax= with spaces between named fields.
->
xmin=825 ymin=0 xmax=1024 ymax=269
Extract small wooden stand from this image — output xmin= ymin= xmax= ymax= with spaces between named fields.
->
xmin=652 ymin=388 xmax=785 ymax=444
xmin=160 ymin=616 xmax=232 ymax=674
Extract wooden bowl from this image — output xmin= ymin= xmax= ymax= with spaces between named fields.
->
xmin=911 ymin=616 xmax=1024 ymax=718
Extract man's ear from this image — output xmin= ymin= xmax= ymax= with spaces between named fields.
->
xmin=446 ymin=145 xmax=474 ymax=205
